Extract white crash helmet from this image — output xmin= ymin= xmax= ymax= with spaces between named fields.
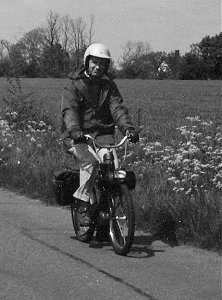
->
xmin=84 ymin=43 xmax=111 ymax=70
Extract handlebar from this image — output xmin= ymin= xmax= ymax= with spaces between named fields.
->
xmin=85 ymin=134 xmax=128 ymax=149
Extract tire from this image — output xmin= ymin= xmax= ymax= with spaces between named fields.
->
xmin=109 ymin=184 xmax=135 ymax=256
xmin=70 ymin=201 xmax=95 ymax=243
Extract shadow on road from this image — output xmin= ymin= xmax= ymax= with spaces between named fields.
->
xmin=129 ymin=235 xmax=163 ymax=258
xmin=71 ymin=232 xmax=178 ymax=258
xmin=128 ymin=233 xmax=178 ymax=258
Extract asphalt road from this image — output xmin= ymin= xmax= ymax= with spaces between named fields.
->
xmin=0 ymin=188 xmax=221 ymax=300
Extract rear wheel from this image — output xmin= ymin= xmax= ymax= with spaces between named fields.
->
xmin=109 ymin=184 xmax=135 ymax=256
xmin=70 ymin=200 xmax=95 ymax=242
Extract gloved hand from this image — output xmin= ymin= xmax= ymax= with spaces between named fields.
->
xmin=70 ymin=129 xmax=86 ymax=144
xmin=126 ymin=128 xmax=139 ymax=143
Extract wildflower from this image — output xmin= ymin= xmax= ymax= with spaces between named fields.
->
xmin=162 ymin=155 xmax=170 ymax=161
xmin=205 ymin=136 xmax=212 ymax=140
xmin=177 ymin=125 xmax=187 ymax=130
xmin=185 ymin=188 xmax=192 ymax=194
xmin=217 ymin=170 xmax=222 ymax=178
xmin=11 ymin=112 xmax=18 ymax=120
xmin=181 ymin=149 xmax=190 ymax=155
xmin=179 ymin=128 xmax=188 ymax=135
xmin=186 ymin=116 xmax=201 ymax=122
xmin=176 ymin=187 xmax=185 ymax=192
xmin=174 ymin=179 xmax=180 ymax=184
xmin=215 ymin=182 xmax=222 ymax=189
xmin=191 ymin=174 xmax=199 ymax=179
xmin=167 ymin=176 xmax=177 ymax=182
xmin=182 ymin=158 xmax=191 ymax=164
xmin=39 ymin=121 xmax=46 ymax=127
xmin=201 ymin=121 xmax=213 ymax=126
xmin=0 ymin=119 xmax=9 ymax=127
xmin=154 ymin=142 xmax=161 ymax=147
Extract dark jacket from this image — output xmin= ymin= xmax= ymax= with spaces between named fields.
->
xmin=61 ymin=68 xmax=135 ymax=146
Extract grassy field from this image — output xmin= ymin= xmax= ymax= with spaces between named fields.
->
xmin=0 ymin=77 xmax=221 ymax=249
xmin=1 ymin=78 xmax=221 ymax=139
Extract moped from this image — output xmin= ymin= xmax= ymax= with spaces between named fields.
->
xmin=53 ymin=134 xmax=136 ymax=256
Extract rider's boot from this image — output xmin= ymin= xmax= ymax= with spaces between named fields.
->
xmin=77 ymin=200 xmax=92 ymax=226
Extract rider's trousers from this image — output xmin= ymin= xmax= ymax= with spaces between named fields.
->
xmin=68 ymin=143 xmax=118 ymax=204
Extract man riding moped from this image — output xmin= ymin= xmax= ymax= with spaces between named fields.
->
xmin=61 ymin=43 xmax=139 ymax=231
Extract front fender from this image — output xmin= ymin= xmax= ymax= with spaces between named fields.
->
xmin=114 ymin=169 xmax=136 ymax=190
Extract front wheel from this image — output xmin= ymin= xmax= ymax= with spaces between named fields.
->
xmin=70 ymin=200 xmax=95 ymax=243
xmin=109 ymin=184 xmax=135 ymax=256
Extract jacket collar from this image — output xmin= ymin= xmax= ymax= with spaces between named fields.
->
xmin=84 ymin=70 xmax=110 ymax=81
xmin=69 ymin=67 xmax=111 ymax=82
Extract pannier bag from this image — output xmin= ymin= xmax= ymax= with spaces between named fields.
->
xmin=52 ymin=170 xmax=79 ymax=206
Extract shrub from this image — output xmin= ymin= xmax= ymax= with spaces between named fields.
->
xmin=0 ymin=77 xmax=71 ymax=201
xmin=124 ymin=116 xmax=222 ymax=249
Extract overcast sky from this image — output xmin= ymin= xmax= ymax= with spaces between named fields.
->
xmin=0 ymin=0 xmax=221 ymax=62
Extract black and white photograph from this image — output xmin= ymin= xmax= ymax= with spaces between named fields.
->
xmin=0 ymin=1 xmax=221 ymax=299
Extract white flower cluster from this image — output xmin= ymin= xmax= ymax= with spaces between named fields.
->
xmin=126 ymin=117 xmax=222 ymax=196
xmin=0 ymin=112 xmax=55 ymax=166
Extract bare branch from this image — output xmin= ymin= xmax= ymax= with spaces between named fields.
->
xmin=87 ymin=15 xmax=95 ymax=45
xmin=61 ymin=15 xmax=72 ymax=52
xmin=44 ymin=10 xmax=61 ymax=47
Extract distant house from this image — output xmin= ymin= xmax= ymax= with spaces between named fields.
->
xmin=158 ymin=61 xmax=170 ymax=73
xmin=157 ymin=60 xmax=171 ymax=79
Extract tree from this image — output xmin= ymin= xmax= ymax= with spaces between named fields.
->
xmin=179 ymin=52 xmax=208 ymax=80
xmin=119 ymin=41 xmax=152 ymax=78
xmin=166 ymin=51 xmax=182 ymax=79
xmin=60 ymin=15 xmax=72 ymax=53
xmin=0 ymin=40 xmax=11 ymax=76
xmin=18 ymin=28 xmax=45 ymax=77
xmin=119 ymin=41 xmax=168 ymax=79
xmin=39 ymin=11 xmax=64 ymax=76
xmin=0 ymin=11 xmax=96 ymax=77
xmin=43 ymin=11 xmax=61 ymax=47
xmin=8 ymin=43 xmax=27 ymax=76
xmin=41 ymin=42 xmax=69 ymax=77
xmin=69 ymin=15 xmax=95 ymax=70
xmin=121 ymin=41 xmax=151 ymax=61
xmin=197 ymin=33 xmax=222 ymax=79
xmin=0 ymin=39 xmax=10 ymax=59
xmin=41 ymin=12 xmax=95 ymax=74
